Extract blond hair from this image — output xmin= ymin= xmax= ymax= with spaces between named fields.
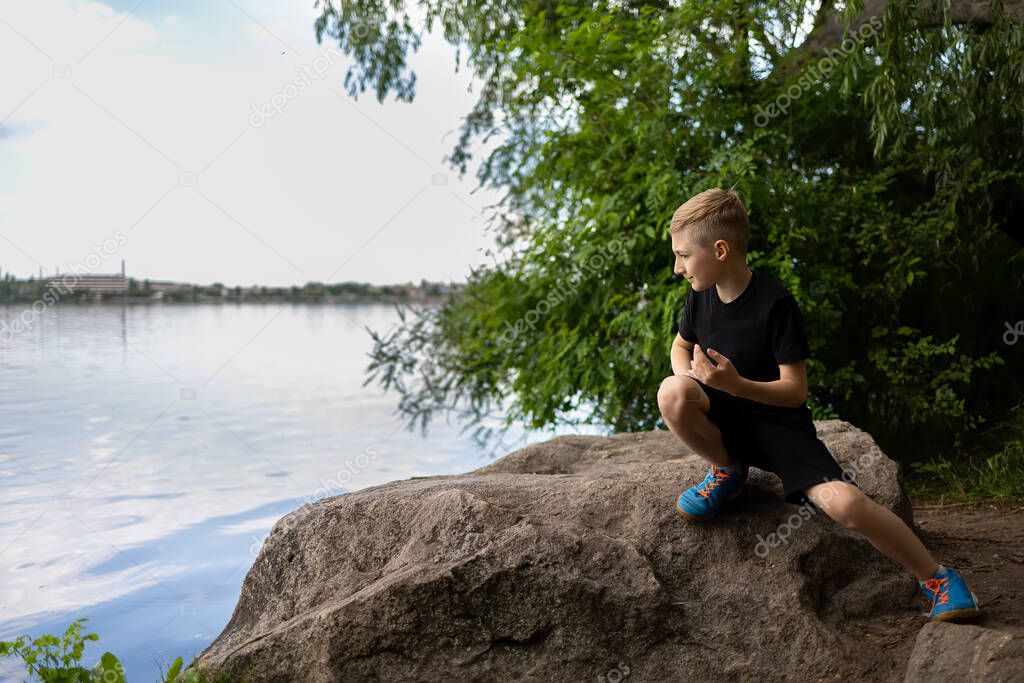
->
xmin=668 ymin=184 xmax=750 ymax=256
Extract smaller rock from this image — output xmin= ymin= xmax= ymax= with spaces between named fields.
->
xmin=904 ymin=621 xmax=1024 ymax=682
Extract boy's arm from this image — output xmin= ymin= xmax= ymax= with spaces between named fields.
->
xmin=687 ymin=344 xmax=808 ymax=408
xmin=670 ymin=333 xmax=695 ymax=376
xmin=731 ymin=360 xmax=809 ymax=408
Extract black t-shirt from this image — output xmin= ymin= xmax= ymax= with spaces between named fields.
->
xmin=678 ymin=269 xmax=811 ymax=386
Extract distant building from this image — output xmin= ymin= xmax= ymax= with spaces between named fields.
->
xmin=45 ymin=272 xmax=127 ymax=294
xmin=45 ymin=259 xmax=128 ymax=294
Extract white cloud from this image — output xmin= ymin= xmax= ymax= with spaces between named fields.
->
xmin=0 ymin=0 xmax=505 ymax=286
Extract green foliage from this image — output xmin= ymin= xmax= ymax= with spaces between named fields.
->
xmin=161 ymin=657 xmax=236 ymax=683
xmin=905 ymin=402 xmax=1024 ymax=503
xmin=0 ymin=619 xmax=238 ymax=683
xmin=325 ymin=1 xmax=1024 ymax=464
xmin=0 ymin=618 xmax=123 ymax=682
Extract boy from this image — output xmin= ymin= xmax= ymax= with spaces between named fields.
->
xmin=656 ymin=186 xmax=982 ymax=623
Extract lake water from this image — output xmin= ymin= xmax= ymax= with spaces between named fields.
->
xmin=0 ymin=302 xmax=597 ymax=682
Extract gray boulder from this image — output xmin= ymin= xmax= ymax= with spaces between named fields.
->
xmin=190 ymin=420 xmax=922 ymax=681
xmin=904 ymin=622 xmax=1024 ymax=682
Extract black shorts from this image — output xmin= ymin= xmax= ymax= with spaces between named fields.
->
xmin=692 ymin=378 xmax=859 ymax=508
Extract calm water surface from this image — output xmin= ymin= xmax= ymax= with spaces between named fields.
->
xmin=0 ymin=302 xmax=596 ymax=681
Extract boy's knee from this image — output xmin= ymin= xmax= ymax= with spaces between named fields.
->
xmin=811 ymin=483 xmax=869 ymax=529
xmin=658 ymin=375 xmax=706 ymax=418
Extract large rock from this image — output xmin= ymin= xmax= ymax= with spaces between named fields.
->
xmin=190 ymin=420 xmax=921 ymax=681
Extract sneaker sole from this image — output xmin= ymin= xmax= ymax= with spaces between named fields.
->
xmin=675 ymin=482 xmax=746 ymax=522
xmin=930 ymin=591 xmax=982 ymax=622
xmin=675 ymin=498 xmax=706 ymax=521
xmin=930 ymin=606 xmax=982 ymax=622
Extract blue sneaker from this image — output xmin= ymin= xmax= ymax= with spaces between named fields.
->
xmin=676 ymin=463 xmax=748 ymax=521
xmin=919 ymin=564 xmax=982 ymax=622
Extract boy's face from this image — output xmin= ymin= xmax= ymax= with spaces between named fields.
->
xmin=671 ymin=229 xmax=721 ymax=291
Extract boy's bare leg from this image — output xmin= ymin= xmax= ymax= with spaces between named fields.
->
xmin=658 ymin=375 xmax=737 ymax=468
xmin=804 ymin=481 xmax=941 ymax=580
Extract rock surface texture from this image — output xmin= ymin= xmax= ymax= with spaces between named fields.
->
xmin=189 ymin=421 xmax=1018 ymax=681
xmin=904 ymin=621 xmax=1024 ymax=682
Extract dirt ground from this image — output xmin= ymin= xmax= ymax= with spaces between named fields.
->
xmin=821 ymin=500 xmax=1024 ymax=681
xmin=913 ymin=500 xmax=1024 ymax=635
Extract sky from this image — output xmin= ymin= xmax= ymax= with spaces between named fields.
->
xmin=0 ymin=0 xmax=503 ymax=287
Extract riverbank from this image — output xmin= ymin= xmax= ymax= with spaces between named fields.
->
xmin=1 ymin=294 xmax=454 ymax=305
xmin=4 ymin=431 xmax=1021 ymax=681
xmin=0 ymin=276 xmax=462 ymax=306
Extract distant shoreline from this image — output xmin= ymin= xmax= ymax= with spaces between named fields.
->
xmin=0 ymin=295 xmax=453 ymax=306
xmin=0 ymin=276 xmax=463 ymax=306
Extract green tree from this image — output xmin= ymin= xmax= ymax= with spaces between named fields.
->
xmin=316 ymin=0 xmax=1024 ymax=462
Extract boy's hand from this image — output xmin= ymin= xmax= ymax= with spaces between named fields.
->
xmin=686 ymin=344 xmax=742 ymax=394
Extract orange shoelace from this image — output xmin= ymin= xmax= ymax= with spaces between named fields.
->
xmin=923 ymin=576 xmax=951 ymax=609
xmin=696 ymin=467 xmax=734 ymax=499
